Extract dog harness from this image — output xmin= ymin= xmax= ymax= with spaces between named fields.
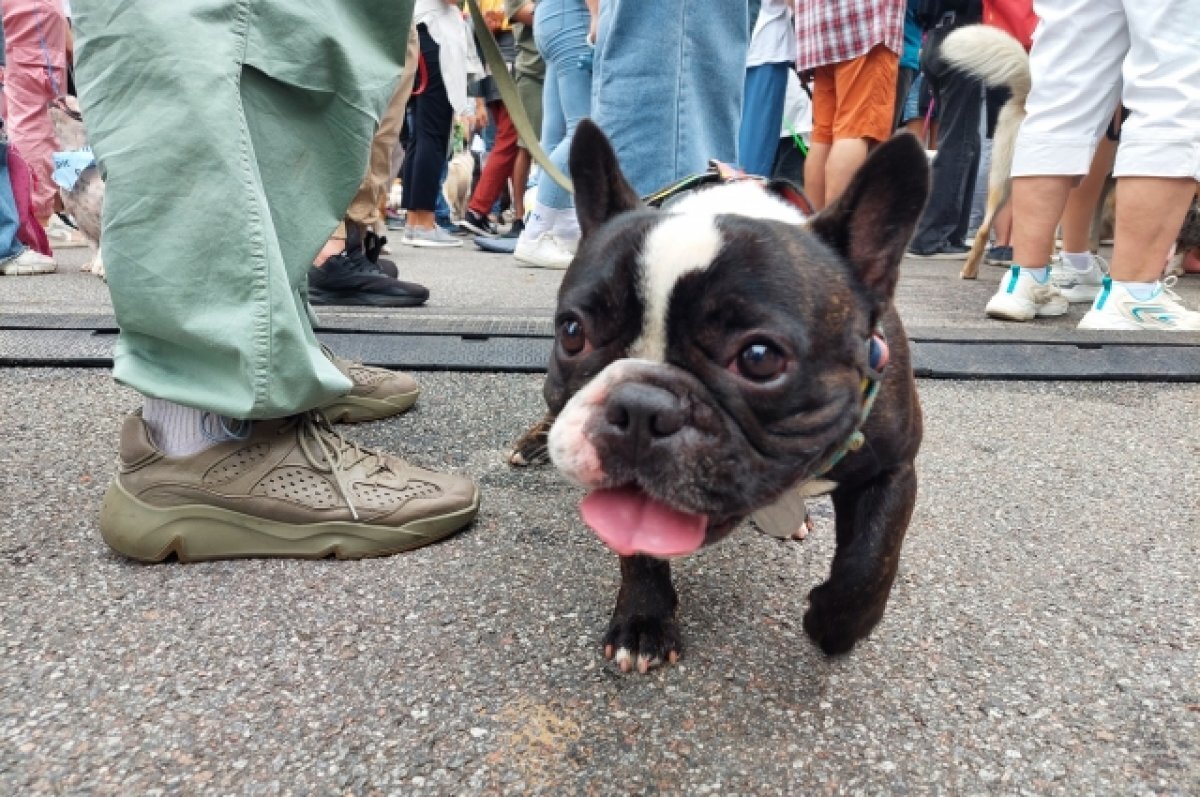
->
xmin=643 ymin=159 xmax=816 ymax=216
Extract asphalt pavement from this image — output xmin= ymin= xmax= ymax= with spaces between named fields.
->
xmin=1 ymin=242 xmax=1197 ymax=795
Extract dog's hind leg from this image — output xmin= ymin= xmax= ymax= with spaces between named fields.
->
xmin=803 ymin=463 xmax=917 ymax=655
xmin=961 ymin=180 xmax=1010 ymax=279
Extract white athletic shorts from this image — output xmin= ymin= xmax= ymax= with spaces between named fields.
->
xmin=1012 ymin=0 xmax=1200 ymax=180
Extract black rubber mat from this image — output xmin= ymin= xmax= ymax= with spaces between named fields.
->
xmin=2 ymin=318 xmax=1198 ymax=380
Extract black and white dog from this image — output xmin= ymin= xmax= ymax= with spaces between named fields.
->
xmin=541 ymin=120 xmax=930 ymax=673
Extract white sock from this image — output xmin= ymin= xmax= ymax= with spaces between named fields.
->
xmin=1019 ymin=265 xmax=1049 ymax=282
xmin=142 ymin=398 xmax=247 ymax=457
xmin=1061 ymin=251 xmax=1093 ymax=271
xmin=523 ymin=201 xmax=558 ymax=239
xmin=1112 ymin=280 xmax=1158 ymax=301
xmin=552 ymin=209 xmax=581 ymax=244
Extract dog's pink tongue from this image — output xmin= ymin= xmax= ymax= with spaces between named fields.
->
xmin=580 ymin=486 xmax=707 ymax=557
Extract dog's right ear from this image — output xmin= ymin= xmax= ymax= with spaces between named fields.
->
xmin=569 ymin=119 xmax=641 ymax=240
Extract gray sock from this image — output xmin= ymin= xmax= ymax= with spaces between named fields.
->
xmin=142 ymin=398 xmax=247 ymax=457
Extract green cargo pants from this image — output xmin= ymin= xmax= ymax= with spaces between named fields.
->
xmin=73 ymin=0 xmax=414 ymax=418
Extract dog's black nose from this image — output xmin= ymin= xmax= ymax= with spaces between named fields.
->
xmin=605 ymin=382 xmax=685 ymax=440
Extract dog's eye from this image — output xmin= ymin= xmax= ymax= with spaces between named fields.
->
xmin=558 ymin=318 xmax=588 ymax=356
xmin=736 ymin=342 xmax=786 ymax=381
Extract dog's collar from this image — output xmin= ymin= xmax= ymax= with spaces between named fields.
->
xmin=813 ymin=328 xmax=889 ymax=477
xmin=643 ymin=160 xmax=815 ymax=216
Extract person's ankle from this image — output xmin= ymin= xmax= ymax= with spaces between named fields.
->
xmin=1016 ymin=264 xmax=1049 ymax=281
xmin=142 ymin=398 xmax=249 ymax=457
xmin=1060 ymin=251 xmax=1094 ymax=271
xmin=1111 ymin=279 xmax=1158 ymax=300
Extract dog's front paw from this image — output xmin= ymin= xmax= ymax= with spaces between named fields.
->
xmin=802 ymin=581 xmax=885 ymax=656
xmin=603 ymin=614 xmax=681 ymax=674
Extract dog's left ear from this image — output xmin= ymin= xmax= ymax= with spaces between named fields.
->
xmin=569 ymin=118 xmax=642 ymax=240
xmin=807 ymin=134 xmax=930 ymax=303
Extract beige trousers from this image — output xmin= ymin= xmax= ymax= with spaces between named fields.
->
xmin=336 ymin=24 xmax=420 ymax=238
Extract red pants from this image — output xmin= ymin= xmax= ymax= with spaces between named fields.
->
xmin=2 ymin=0 xmax=68 ymax=221
xmin=467 ymin=100 xmax=519 ymax=217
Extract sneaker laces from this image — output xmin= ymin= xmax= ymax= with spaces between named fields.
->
xmin=1028 ymin=282 xmax=1064 ymax=304
xmin=1156 ymin=275 xmax=1188 ymax=307
xmin=293 ymin=411 xmax=396 ymax=520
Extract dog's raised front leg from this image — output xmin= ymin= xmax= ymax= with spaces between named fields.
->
xmin=604 ymin=554 xmax=680 ymax=673
xmin=803 ymin=464 xmax=917 ymax=655
xmin=508 ymin=411 xmax=555 ymax=466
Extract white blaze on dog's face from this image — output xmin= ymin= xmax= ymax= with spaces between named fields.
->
xmin=629 ymin=183 xmax=807 ymax=363
xmin=543 ymin=120 xmax=928 ymax=559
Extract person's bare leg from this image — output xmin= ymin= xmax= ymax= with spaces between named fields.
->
xmin=993 ymin=203 xmax=1012 ymax=246
xmin=312 ymin=237 xmax=343 ymax=266
xmin=804 ymin=141 xmax=830 ymax=210
xmin=823 ymin=138 xmax=869 ymax=207
xmin=1109 ymin=177 xmax=1196 ymax=282
xmin=407 ymin=209 xmax=437 ymax=230
xmin=512 ymin=148 xmax=531 ymax=221
xmin=1010 ymin=175 xmax=1074 ymax=268
xmin=903 ymin=118 xmax=925 ymax=144
xmin=1060 ymin=136 xmax=1117 ymax=253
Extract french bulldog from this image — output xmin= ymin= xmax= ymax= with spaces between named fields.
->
xmin=542 ymin=119 xmax=930 ymax=673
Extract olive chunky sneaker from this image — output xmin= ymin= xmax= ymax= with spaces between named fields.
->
xmin=99 ymin=411 xmax=480 ymax=562
xmin=320 ymin=346 xmax=420 ymax=423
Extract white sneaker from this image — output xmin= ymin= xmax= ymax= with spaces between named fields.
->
xmin=985 ymin=266 xmax=1069 ymax=321
xmin=1077 ymin=276 xmax=1200 ymax=331
xmin=0 ymin=248 xmax=57 ymax=275
xmin=401 ymin=226 xmax=462 ymax=248
xmin=1050 ymin=254 xmax=1107 ymax=302
xmin=513 ymin=232 xmax=573 ymax=269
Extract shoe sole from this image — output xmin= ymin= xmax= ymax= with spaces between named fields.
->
xmin=321 ymin=390 xmax=420 ymax=423
xmin=1 ymin=262 xmax=57 ymax=275
xmin=908 ymin=251 xmax=969 ymax=260
xmin=402 ymin=238 xmax=463 ymax=249
xmin=985 ymin=296 xmax=1069 ymax=321
xmin=308 ymin=288 xmax=427 ymax=307
xmin=1055 ymin=285 xmax=1102 ymax=303
xmin=513 ymin=252 xmax=572 ymax=269
xmin=458 ymin=219 xmax=496 ymax=237
xmin=1077 ymin=311 xmax=1200 ymax=331
xmin=99 ymin=480 xmax=481 ymax=563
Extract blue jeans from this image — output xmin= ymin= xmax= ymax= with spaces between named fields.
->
xmin=592 ymin=0 xmax=753 ymax=196
xmin=0 ymin=142 xmax=27 ymax=261
xmin=533 ymin=0 xmax=592 ymax=210
xmin=739 ymin=61 xmax=789 ymax=177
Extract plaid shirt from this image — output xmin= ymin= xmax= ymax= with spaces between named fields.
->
xmin=795 ymin=0 xmax=907 ymax=71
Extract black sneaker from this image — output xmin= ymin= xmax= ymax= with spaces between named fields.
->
xmin=908 ymin=242 xmax=970 ymax=260
xmin=363 ymin=230 xmax=399 ymax=278
xmin=308 ymin=251 xmax=428 ymax=307
xmin=500 ymin=219 xmax=524 ymax=240
xmin=458 ymin=209 xmax=497 ymax=237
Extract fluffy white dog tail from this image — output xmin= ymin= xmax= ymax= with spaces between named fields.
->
xmin=939 ymin=24 xmax=1031 ymax=105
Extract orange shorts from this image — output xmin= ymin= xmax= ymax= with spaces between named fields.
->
xmin=810 ymin=44 xmax=899 ymax=145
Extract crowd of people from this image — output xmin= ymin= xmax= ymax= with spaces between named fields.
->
xmin=0 ymin=0 xmax=1196 ymax=561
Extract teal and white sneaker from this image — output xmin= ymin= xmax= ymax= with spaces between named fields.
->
xmin=985 ymin=265 xmax=1069 ymax=321
xmin=1078 ymin=276 xmax=1200 ymax=331
xmin=1050 ymin=253 xmax=1108 ymax=302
